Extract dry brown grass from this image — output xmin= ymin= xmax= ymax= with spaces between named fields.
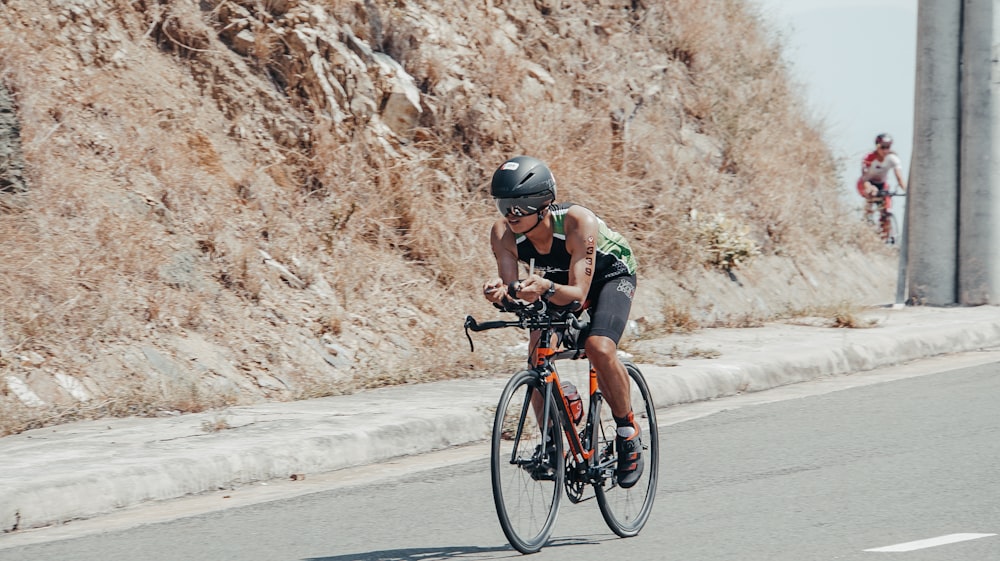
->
xmin=0 ymin=0 xmax=880 ymax=435
xmin=0 ymin=373 xmax=239 ymax=436
xmin=782 ymin=302 xmax=882 ymax=329
xmin=201 ymin=415 xmax=232 ymax=432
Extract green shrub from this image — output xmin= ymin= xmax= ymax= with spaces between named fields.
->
xmin=690 ymin=209 xmax=761 ymax=271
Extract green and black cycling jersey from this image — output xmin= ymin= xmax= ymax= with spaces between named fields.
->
xmin=515 ymin=203 xmax=637 ymax=287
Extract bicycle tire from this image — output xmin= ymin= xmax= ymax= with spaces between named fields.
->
xmin=885 ymin=212 xmax=900 ymax=245
xmin=491 ymin=370 xmax=564 ymax=554
xmin=594 ymin=362 xmax=658 ymax=537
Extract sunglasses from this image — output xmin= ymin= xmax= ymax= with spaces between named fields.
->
xmin=879 ymin=144 xmax=892 ymax=150
xmin=495 ymin=198 xmax=541 ymax=217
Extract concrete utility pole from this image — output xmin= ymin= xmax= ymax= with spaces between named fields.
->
xmin=908 ymin=0 xmax=1000 ymax=305
xmin=907 ymin=0 xmax=962 ymax=305
xmin=958 ymin=0 xmax=1000 ymax=304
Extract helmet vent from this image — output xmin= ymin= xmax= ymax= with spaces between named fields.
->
xmin=518 ymin=172 xmax=535 ymax=186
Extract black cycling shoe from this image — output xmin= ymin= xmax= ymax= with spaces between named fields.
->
xmin=615 ymin=431 xmax=644 ymax=489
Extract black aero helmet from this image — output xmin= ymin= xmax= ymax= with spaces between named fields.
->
xmin=490 ymin=156 xmax=557 ymax=216
xmin=875 ymin=133 xmax=893 ymax=148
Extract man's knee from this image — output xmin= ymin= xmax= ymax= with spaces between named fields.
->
xmin=585 ymin=335 xmax=618 ymax=361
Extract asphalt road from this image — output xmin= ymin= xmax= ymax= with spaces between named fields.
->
xmin=3 ymin=353 xmax=999 ymax=561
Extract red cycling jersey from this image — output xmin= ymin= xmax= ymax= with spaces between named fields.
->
xmin=857 ymin=150 xmax=903 ymax=209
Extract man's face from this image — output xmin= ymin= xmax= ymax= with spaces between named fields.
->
xmin=503 ymin=209 xmax=541 ymax=233
xmin=495 ymin=197 xmax=548 ymax=233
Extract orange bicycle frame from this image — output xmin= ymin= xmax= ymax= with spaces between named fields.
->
xmin=532 ymin=345 xmax=596 ymax=464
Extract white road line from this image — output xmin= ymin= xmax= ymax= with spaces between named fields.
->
xmin=865 ymin=533 xmax=997 ymax=552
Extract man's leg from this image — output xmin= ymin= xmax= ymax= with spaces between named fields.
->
xmin=584 ymin=276 xmax=636 ymax=419
xmin=587 ymin=334 xmax=643 ymax=489
xmin=588 ymin=336 xmax=630 ymax=417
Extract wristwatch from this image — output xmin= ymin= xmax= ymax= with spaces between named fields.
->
xmin=541 ymin=280 xmax=556 ymax=301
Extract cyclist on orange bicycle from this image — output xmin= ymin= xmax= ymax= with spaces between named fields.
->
xmin=481 ymin=155 xmax=644 ymax=488
xmin=857 ymin=133 xmax=907 ymax=212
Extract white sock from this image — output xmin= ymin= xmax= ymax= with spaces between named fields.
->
xmin=617 ymin=425 xmax=636 ymax=438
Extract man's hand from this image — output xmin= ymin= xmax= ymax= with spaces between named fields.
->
xmin=484 ymin=275 xmax=552 ymax=304
xmin=482 ymin=278 xmax=508 ymax=304
xmin=512 ymin=274 xmax=550 ymax=303
xmin=863 ymin=181 xmax=879 ymax=197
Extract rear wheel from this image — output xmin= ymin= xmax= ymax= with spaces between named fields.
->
xmin=594 ymin=362 xmax=658 ymax=537
xmin=491 ymin=370 xmax=564 ymax=554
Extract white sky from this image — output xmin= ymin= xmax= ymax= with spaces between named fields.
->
xmin=751 ymin=0 xmax=918 ymax=209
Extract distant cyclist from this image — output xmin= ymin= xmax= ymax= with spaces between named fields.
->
xmin=857 ymin=133 xmax=907 ymax=211
xmin=481 ymin=155 xmax=644 ymax=488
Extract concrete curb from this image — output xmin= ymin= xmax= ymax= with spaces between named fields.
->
xmin=639 ymin=310 xmax=1000 ymax=409
xmin=1 ymin=380 xmax=504 ymax=531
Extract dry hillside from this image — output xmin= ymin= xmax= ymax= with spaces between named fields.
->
xmin=0 ymin=0 xmax=895 ymax=435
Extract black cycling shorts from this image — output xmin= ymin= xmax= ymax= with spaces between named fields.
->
xmin=585 ymin=274 xmax=636 ymax=345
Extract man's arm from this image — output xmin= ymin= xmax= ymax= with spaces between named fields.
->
xmin=558 ymin=206 xmax=598 ymax=304
xmin=894 ymin=167 xmax=907 ymax=192
xmin=483 ymin=218 xmax=519 ymax=303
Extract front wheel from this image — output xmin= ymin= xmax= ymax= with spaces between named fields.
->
xmin=594 ymin=362 xmax=658 ymax=537
xmin=491 ymin=370 xmax=564 ymax=554
xmin=883 ymin=212 xmax=900 ymax=245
